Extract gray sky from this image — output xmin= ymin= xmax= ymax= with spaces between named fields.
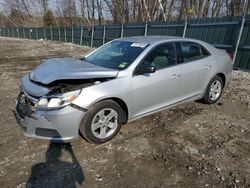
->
xmin=0 ymin=0 xmax=57 ymax=13
xmin=0 ymin=0 xmax=111 ymax=20
xmin=0 ymin=0 xmax=4 ymax=11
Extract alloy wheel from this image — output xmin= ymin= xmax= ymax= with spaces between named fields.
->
xmin=209 ymin=80 xmax=222 ymax=101
xmin=91 ymin=108 xmax=118 ymax=139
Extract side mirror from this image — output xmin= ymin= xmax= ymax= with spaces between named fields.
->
xmin=135 ymin=64 xmax=156 ymax=75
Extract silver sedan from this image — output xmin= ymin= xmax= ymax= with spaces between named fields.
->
xmin=13 ymin=36 xmax=233 ymax=144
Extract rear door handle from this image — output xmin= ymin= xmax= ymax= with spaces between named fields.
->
xmin=204 ymin=64 xmax=212 ymax=69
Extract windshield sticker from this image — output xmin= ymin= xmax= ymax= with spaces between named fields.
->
xmin=131 ymin=43 xmax=148 ymax=48
xmin=118 ymin=62 xmax=127 ymax=68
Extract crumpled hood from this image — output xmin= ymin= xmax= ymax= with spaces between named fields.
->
xmin=29 ymin=58 xmax=119 ymax=85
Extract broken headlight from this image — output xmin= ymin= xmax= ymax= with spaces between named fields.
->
xmin=36 ymin=90 xmax=81 ymax=109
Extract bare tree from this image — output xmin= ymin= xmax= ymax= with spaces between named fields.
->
xmin=96 ymin=0 xmax=103 ymax=25
xmin=91 ymin=0 xmax=95 ymax=24
xmin=178 ymin=0 xmax=186 ymax=20
xmin=203 ymin=0 xmax=210 ymax=18
xmin=167 ymin=0 xmax=175 ymax=20
xmin=0 ymin=0 xmax=247 ymax=27
xmin=38 ymin=0 xmax=49 ymax=13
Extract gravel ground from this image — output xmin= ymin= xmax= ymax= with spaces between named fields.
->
xmin=0 ymin=37 xmax=249 ymax=188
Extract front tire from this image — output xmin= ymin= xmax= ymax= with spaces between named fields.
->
xmin=79 ymin=100 xmax=124 ymax=144
xmin=201 ymin=75 xmax=223 ymax=104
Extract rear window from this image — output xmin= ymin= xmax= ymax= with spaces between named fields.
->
xmin=179 ymin=42 xmax=210 ymax=63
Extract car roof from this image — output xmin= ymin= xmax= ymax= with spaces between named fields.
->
xmin=117 ymin=35 xmax=184 ymax=44
xmin=116 ymin=35 xmax=219 ymax=55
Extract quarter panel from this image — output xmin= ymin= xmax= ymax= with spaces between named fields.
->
xmin=201 ymin=52 xmax=233 ymax=93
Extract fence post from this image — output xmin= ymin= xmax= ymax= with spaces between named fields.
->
xmin=7 ymin=28 xmax=10 ymax=37
xmin=50 ymin=26 xmax=53 ymax=41
xmin=72 ymin=26 xmax=74 ymax=43
xmin=120 ymin=24 xmax=124 ymax=38
xmin=90 ymin=25 xmax=94 ymax=48
xmin=29 ymin=29 xmax=32 ymax=40
xmin=36 ymin=27 xmax=38 ymax=40
xmin=43 ymin=27 xmax=46 ymax=40
xmin=102 ymin=24 xmax=106 ymax=45
xmin=12 ymin=28 xmax=14 ymax=37
xmin=233 ymin=0 xmax=248 ymax=64
xmin=58 ymin=27 xmax=61 ymax=42
xmin=144 ymin=22 xmax=148 ymax=36
xmin=64 ymin=27 xmax=66 ymax=42
xmin=183 ymin=18 xmax=188 ymax=38
xmin=3 ymin=28 xmax=5 ymax=37
xmin=17 ymin=28 xmax=19 ymax=38
xmin=80 ymin=26 xmax=83 ymax=45
xmin=23 ymin=28 xmax=25 ymax=38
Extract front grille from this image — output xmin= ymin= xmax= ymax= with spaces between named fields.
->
xmin=35 ymin=128 xmax=61 ymax=138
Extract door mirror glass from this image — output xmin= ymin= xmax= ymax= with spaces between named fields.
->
xmin=135 ymin=63 xmax=156 ymax=75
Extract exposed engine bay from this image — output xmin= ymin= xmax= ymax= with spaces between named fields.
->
xmin=34 ymin=78 xmax=111 ymax=96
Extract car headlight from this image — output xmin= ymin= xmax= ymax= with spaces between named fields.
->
xmin=36 ymin=90 xmax=81 ymax=109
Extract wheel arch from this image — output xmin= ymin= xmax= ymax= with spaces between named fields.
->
xmin=88 ymin=97 xmax=129 ymax=124
xmin=105 ymin=97 xmax=129 ymax=123
xmin=216 ymin=73 xmax=226 ymax=87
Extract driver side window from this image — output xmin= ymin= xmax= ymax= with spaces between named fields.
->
xmin=143 ymin=42 xmax=177 ymax=70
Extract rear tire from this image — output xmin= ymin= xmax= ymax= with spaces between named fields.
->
xmin=201 ymin=75 xmax=223 ymax=104
xmin=79 ymin=100 xmax=124 ymax=144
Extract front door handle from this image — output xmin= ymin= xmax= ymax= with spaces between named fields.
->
xmin=171 ymin=74 xmax=181 ymax=79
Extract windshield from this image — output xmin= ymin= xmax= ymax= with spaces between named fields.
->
xmin=85 ymin=41 xmax=148 ymax=70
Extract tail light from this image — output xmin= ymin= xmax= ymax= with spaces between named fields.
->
xmin=228 ymin=53 xmax=234 ymax=61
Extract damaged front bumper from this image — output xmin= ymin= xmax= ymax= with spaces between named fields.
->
xmin=13 ymin=92 xmax=84 ymax=142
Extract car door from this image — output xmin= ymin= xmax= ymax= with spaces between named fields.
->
xmin=131 ymin=42 xmax=183 ymax=119
xmin=175 ymin=41 xmax=213 ymax=99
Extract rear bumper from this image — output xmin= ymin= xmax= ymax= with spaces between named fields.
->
xmin=13 ymin=101 xmax=84 ymax=142
xmin=225 ymin=72 xmax=232 ymax=86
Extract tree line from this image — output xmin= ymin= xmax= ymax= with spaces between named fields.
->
xmin=0 ymin=0 xmax=249 ymax=27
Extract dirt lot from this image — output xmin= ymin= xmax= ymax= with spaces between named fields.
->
xmin=0 ymin=37 xmax=249 ymax=188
